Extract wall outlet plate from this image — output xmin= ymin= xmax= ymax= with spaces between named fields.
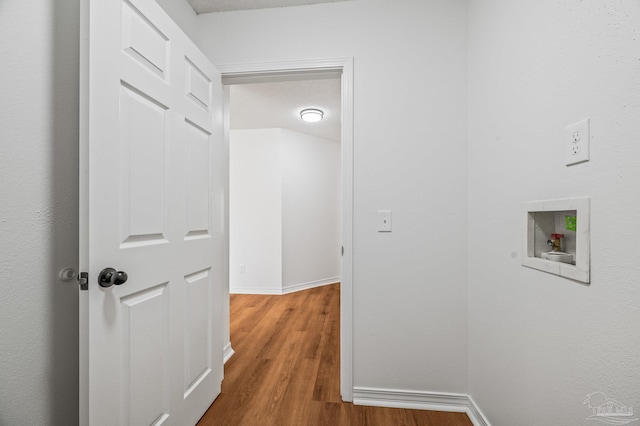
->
xmin=566 ymin=118 xmax=590 ymax=166
xmin=377 ymin=210 xmax=392 ymax=232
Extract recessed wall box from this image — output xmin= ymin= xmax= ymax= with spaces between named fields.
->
xmin=521 ymin=197 xmax=590 ymax=283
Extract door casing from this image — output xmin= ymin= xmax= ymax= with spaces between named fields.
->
xmin=218 ymin=58 xmax=354 ymax=402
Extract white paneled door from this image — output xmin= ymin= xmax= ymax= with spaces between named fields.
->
xmin=80 ymin=0 xmax=225 ymax=424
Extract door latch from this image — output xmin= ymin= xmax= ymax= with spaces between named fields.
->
xmin=78 ymin=272 xmax=89 ymax=291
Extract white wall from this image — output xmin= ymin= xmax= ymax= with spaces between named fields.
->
xmin=155 ymin=0 xmax=199 ymax=41
xmin=0 ymin=0 xmax=79 ymax=424
xmin=12 ymin=1 xmax=632 ymax=423
xmin=281 ymin=129 xmax=341 ymax=290
xmin=230 ymin=129 xmax=283 ymax=293
xmin=230 ymin=128 xmax=341 ymax=294
xmin=198 ymin=0 xmax=469 ymax=394
xmin=468 ymin=1 xmax=640 ymax=424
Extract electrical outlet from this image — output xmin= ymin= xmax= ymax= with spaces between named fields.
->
xmin=566 ymin=118 xmax=590 ymax=166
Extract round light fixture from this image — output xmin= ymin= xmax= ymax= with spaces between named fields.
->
xmin=300 ymin=108 xmax=324 ymax=123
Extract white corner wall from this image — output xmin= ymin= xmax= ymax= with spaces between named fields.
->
xmin=230 ymin=128 xmax=341 ymax=294
xmin=0 ymin=0 xmax=80 ymax=425
xmin=230 ymin=129 xmax=283 ymax=293
xmin=280 ymin=129 xmax=341 ymax=291
xmin=198 ymin=0 xmax=469 ymax=395
xmin=155 ymin=0 xmax=199 ymax=41
xmin=468 ymin=1 xmax=640 ymax=424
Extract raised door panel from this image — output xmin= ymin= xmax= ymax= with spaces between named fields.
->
xmin=185 ymin=120 xmax=211 ymax=240
xmin=185 ymin=58 xmax=211 ymax=111
xmin=121 ymin=283 xmax=170 ymax=425
xmin=184 ymin=269 xmax=212 ymax=398
xmin=121 ymin=0 xmax=169 ymax=81
xmin=118 ymin=83 xmax=169 ymax=248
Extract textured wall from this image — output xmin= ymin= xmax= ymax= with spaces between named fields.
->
xmin=468 ymin=1 xmax=640 ymax=424
xmin=197 ymin=0 xmax=469 ymax=394
xmin=0 ymin=0 xmax=80 ymax=425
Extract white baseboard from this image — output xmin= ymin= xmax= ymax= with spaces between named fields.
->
xmin=223 ymin=343 xmax=234 ymax=364
xmin=229 ymin=286 xmax=282 ymax=295
xmin=467 ymin=395 xmax=490 ymax=426
xmin=352 ymin=387 xmax=489 ymax=426
xmin=230 ymin=277 xmax=340 ymax=295
xmin=282 ymin=277 xmax=340 ymax=294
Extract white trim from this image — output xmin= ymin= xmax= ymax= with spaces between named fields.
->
xmin=352 ymin=387 xmax=490 ymax=426
xmin=229 ymin=286 xmax=283 ymax=295
xmin=223 ymin=343 xmax=235 ymax=364
xmin=339 ymin=57 xmax=354 ymax=403
xmin=467 ymin=395 xmax=490 ymax=426
xmin=218 ymin=57 xmax=354 ymax=402
xmin=218 ymin=58 xmax=346 ymax=84
xmin=282 ymin=277 xmax=340 ymax=294
xmin=230 ymin=278 xmax=340 ymax=295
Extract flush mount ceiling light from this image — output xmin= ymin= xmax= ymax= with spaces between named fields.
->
xmin=300 ymin=108 xmax=324 ymax=123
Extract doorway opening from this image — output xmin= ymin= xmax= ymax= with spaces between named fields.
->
xmin=228 ymin=78 xmax=341 ymax=296
xmin=219 ymin=58 xmax=354 ymax=402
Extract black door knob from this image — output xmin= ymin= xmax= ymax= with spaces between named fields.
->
xmin=98 ymin=267 xmax=128 ymax=288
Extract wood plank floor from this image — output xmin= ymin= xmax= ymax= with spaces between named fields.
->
xmin=197 ymin=283 xmax=472 ymax=426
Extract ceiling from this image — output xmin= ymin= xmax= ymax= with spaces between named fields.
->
xmin=229 ymin=78 xmax=341 ymax=142
xmin=187 ymin=0 xmax=352 ymax=14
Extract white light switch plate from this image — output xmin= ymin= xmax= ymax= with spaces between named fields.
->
xmin=378 ymin=210 xmax=392 ymax=232
xmin=566 ymin=118 xmax=590 ymax=166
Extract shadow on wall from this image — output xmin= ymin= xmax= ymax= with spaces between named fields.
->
xmin=49 ymin=0 xmax=80 ymax=423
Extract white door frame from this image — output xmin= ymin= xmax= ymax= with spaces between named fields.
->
xmin=217 ymin=57 xmax=354 ymax=402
